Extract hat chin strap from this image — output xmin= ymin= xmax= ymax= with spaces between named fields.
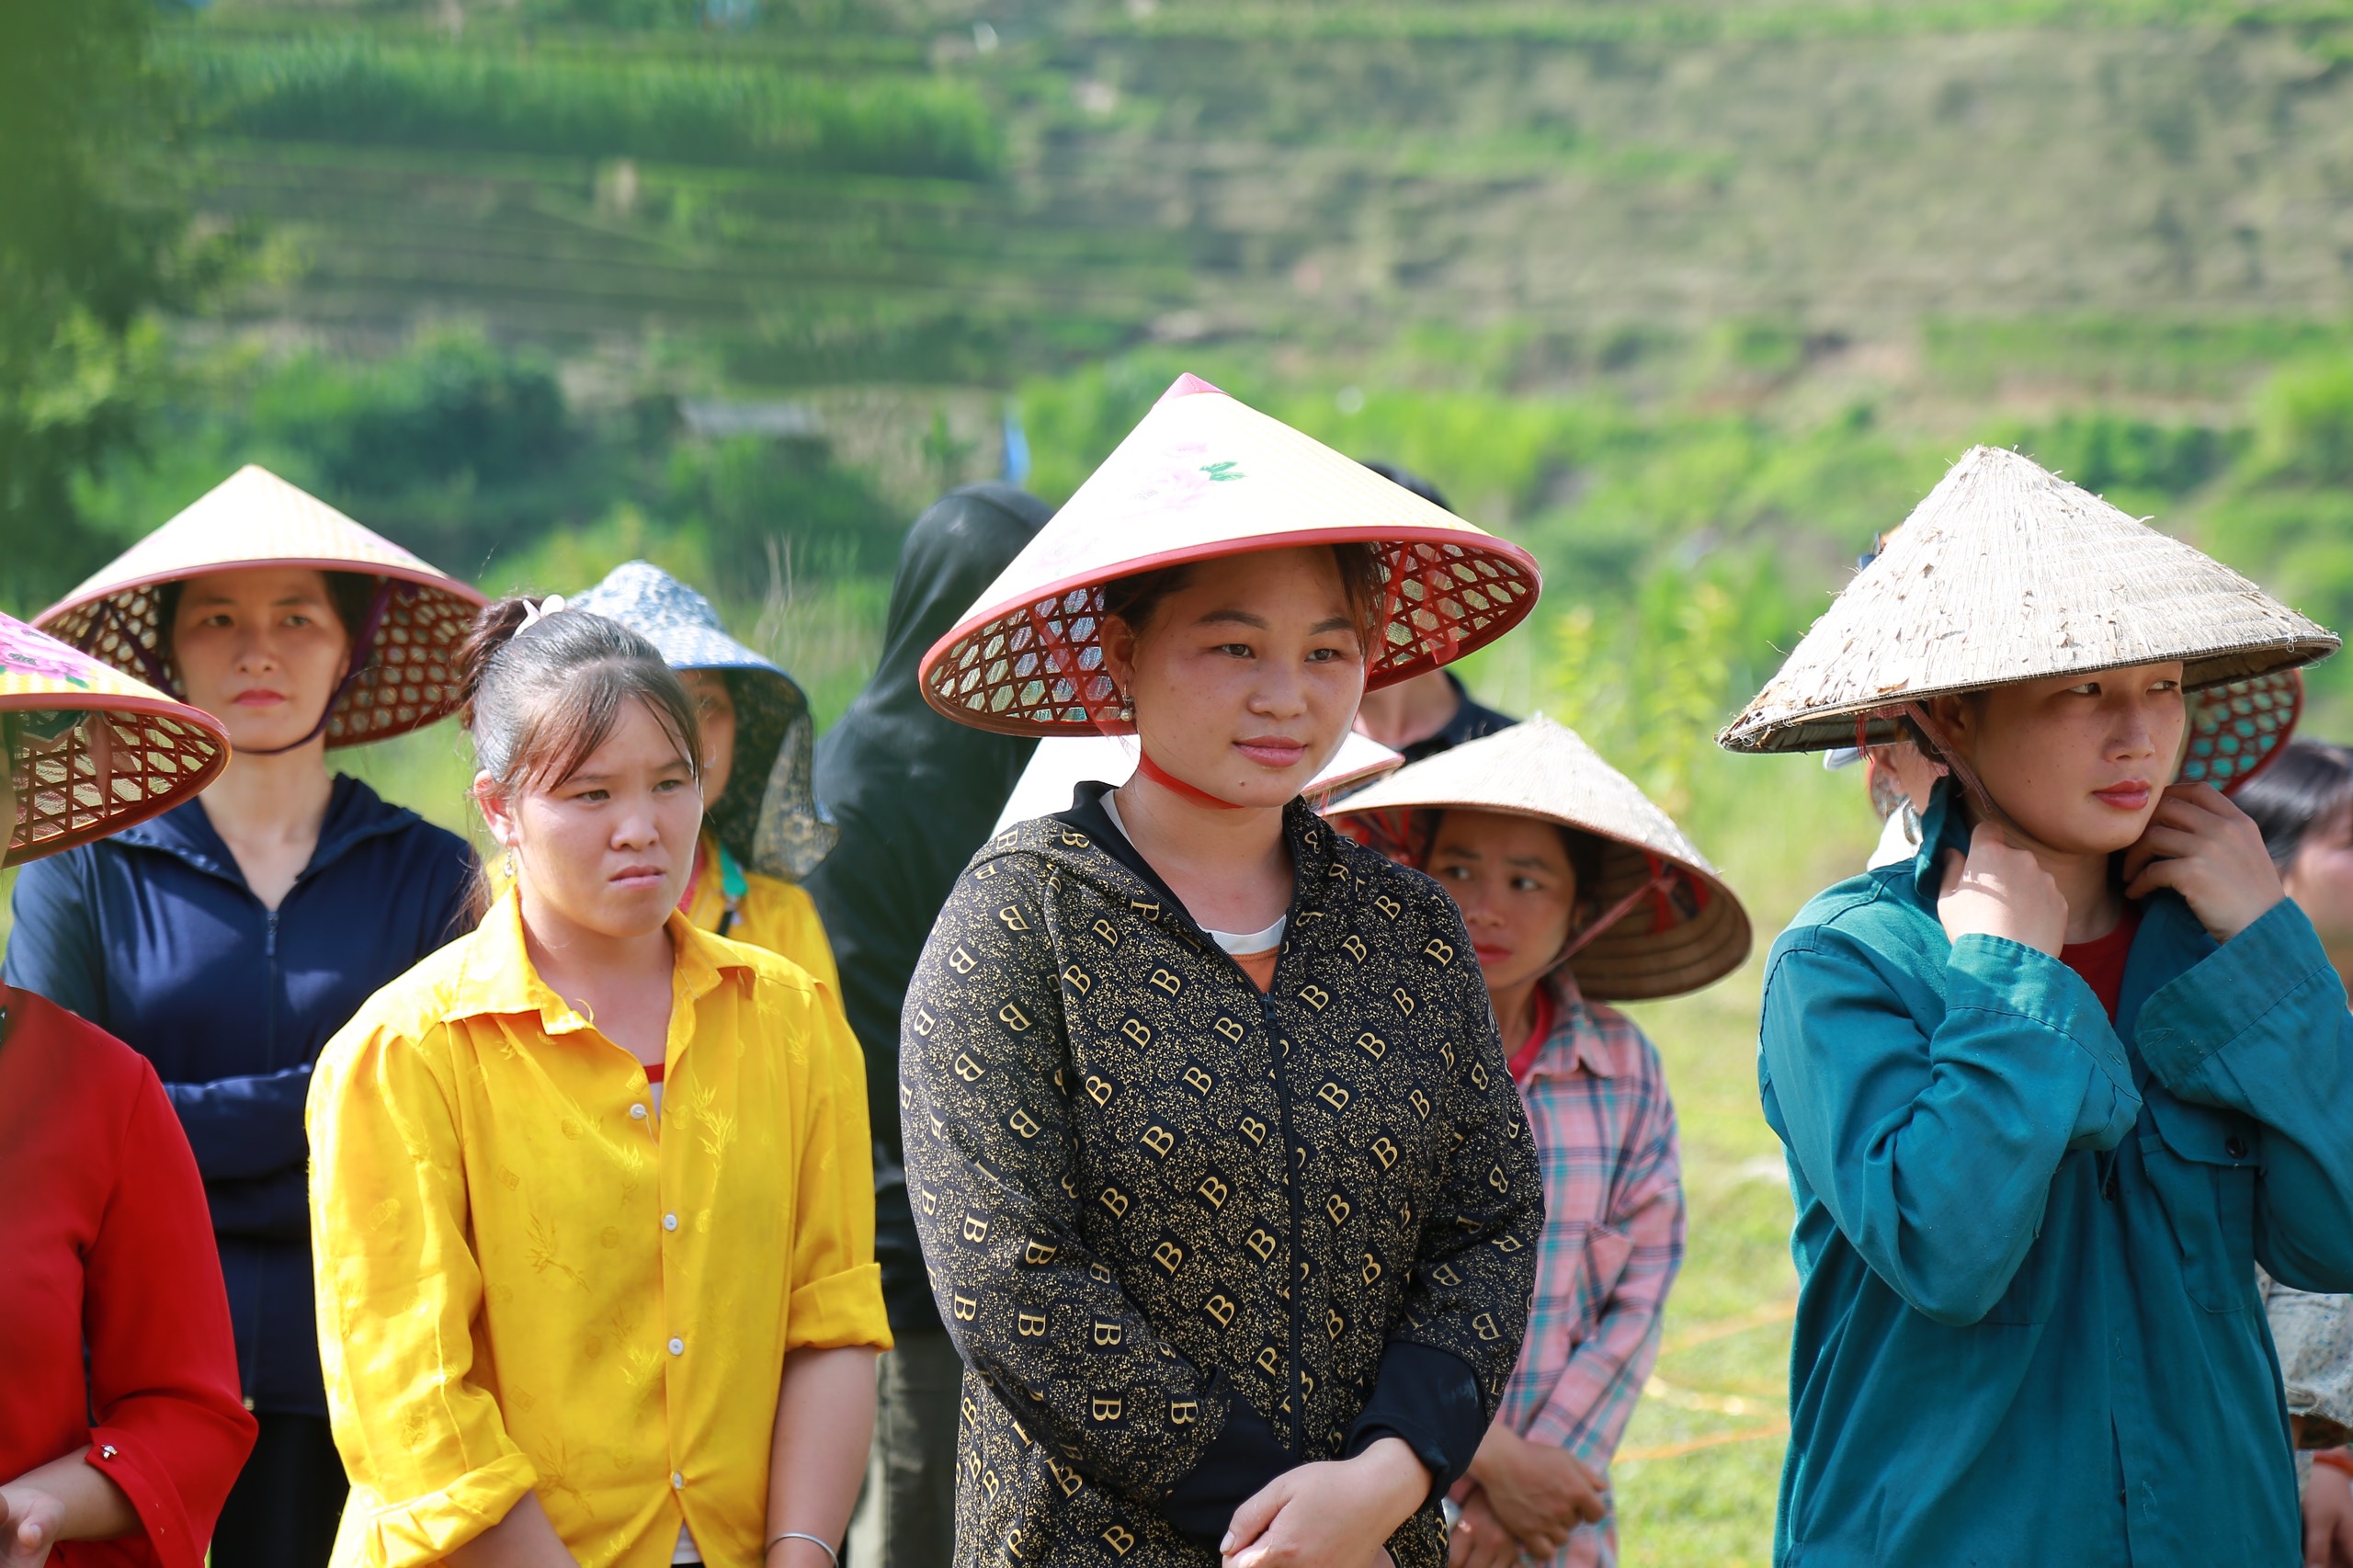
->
xmin=243 ymin=579 xmax=397 ymax=758
xmin=1550 ymin=866 xmax=1677 ymax=970
xmin=1134 ymin=750 xmax=1246 ymax=810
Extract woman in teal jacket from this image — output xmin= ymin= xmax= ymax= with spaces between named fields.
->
xmin=1719 ymin=446 xmax=2353 ymax=1567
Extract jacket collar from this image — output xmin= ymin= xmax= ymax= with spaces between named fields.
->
xmin=110 ymin=773 xmax=424 ymax=890
xmin=1051 ymin=779 xmax=1345 ymax=957
xmin=442 ymin=887 xmax=750 ymax=1039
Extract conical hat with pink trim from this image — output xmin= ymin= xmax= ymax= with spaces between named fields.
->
xmin=920 ymin=375 xmax=1542 ymax=736
xmin=1324 ymin=715 xmax=1751 ymax=1001
xmin=0 ymin=614 xmax=230 ymax=867
xmin=37 ymin=465 xmax=485 ymax=746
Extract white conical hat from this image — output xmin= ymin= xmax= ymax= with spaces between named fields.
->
xmin=1325 ymin=716 xmax=1751 ymax=1002
xmin=1721 ymin=445 xmax=2337 ymax=754
xmin=993 ymin=729 xmax=1403 ymax=835
xmin=38 ymin=465 xmax=486 ymax=747
xmin=920 ymin=374 xmax=1541 ymax=736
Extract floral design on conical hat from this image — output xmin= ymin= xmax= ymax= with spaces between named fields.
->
xmin=1324 ymin=716 xmax=1751 ymax=1002
xmin=920 ymin=374 xmax=1541 ymax=736
xmin=0 ymin=614 xmax=229 ymax=868
xmin=37 ymin=465 xmax=486 ymax=747
xmin=1720 ymin=445 xmax=2338 ymax=755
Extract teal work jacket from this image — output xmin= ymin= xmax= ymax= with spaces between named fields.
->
xmin=1759 ymin=785 xmax=2353 ymax=1567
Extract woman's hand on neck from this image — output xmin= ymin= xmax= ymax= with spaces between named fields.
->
xmin=199 ymin=741 xmax=336 ymax=911
xmin=1112 ymin=773 xmax=1293 ymax=937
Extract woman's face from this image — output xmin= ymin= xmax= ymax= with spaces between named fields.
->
xmin=1102 ymin=547 xmax=1367 ymax=809
xmin=171 ymin=568 xmax=351 ymax=754
xmin=1934 ymin=662 xmax=2186 ymax=856
xmin=679 ymin=670 xmax=737 ymax=810
xmin=479 ymin=699 xmax=702 ymax=941
xmin=1427 ymin=810 xmax=1580 ymax=997
xmin=2286 ymin=801 xmax=2353 ymax=959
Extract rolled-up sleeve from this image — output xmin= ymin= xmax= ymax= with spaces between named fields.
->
xmin=307 ymin=1021 xmax=536 ymax=1568
xmin=785 ymin=984 xmax=892 ymax=1352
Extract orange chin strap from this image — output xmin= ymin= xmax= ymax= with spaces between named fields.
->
xmin=1135 ymin=750 xmax=1246 ymax=810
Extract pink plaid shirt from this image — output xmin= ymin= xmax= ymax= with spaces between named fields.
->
xmin=1492 ymin=969 xmax=1686 ymax=1568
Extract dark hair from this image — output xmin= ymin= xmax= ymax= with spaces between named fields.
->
xmin=2234 ymin=741 xmax=2353 ymax=872
xmin=158 ymin=570 xmax=379 ymax=656
xmin=1358 ymin=460 xmax=1451 ymax=513
xmin=1099 ymin=542 xmax=1391 ymax=654
xmin=457 ymin=597 xmax=702 ymax=798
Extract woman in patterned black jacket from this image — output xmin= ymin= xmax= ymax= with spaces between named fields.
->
xmin=899 ymin=375 xmax=1547 ymax=1568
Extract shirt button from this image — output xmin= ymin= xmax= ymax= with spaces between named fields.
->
xmin=672 ymin=1471 xmax=685 ymax=1491
xmin=669 ymin=1336 xmax=685 ymax=1356
xmin=630 ymin=1104 xmax=648 ymax=1120
xmin=2226 ymin=1136 xmax=2248 ymax=1160
xmin=664 ymin=1213 xmax=679 ymax=1232
xmin=98 ymin=1445 xmax=118 ymax=1460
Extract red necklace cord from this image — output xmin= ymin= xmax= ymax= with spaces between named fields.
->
xmin=1134 ymin=751 xmax=1246 ymax=810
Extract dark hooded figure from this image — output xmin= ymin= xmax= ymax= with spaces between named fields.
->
xmin=802 ymin=482 xmax=1051 ymax=1568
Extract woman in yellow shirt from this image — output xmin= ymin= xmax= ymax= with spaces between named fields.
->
xmin=571 ymin=562 xmax=839 ymax=988
xmin=306 ymin=597 xmax=890 ymax=1568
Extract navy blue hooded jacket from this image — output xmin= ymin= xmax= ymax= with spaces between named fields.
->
xmin=5 ymin=775 xmax=474 ymax=1416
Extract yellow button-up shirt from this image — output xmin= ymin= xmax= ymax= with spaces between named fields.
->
xmin=681 ymin=830 xmax=839 ymax=995
xmin=308 ymin=892 xmax=890 ymax=1568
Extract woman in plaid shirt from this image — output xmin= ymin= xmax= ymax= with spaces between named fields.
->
xmin=1331 ymin=717 xmax=1753 ymax=1566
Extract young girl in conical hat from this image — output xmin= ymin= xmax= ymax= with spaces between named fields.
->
xmin=305 ymin=598 xmax=890 ymax=1568
xmin=0 ymin=614 xmax=256 ymax=1568
xmin=1720 ymin=445 xmax=2352 ymax=1567
xmin=571 ymin=560 xmax=839 ymax=985
xmin=900 ymin=375 xmax=1549 ymax=1568
xmin=1328 ymin=716 xmax=1750 ymax=1568
xmin=11 ymin=466 xmax=484 ymax=1568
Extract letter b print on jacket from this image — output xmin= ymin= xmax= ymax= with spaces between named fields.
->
xmin=904 ymin=789 xmax=1541 ymax=1568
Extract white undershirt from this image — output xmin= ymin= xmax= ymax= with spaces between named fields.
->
xmin=1097 ymin=793 xmax=1287 ymax=954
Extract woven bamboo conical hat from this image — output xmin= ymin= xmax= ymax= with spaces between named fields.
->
xmin=1324 ymin=716 xmax=1751 ymax=1002
xmin=1720 ymin=446 xmax=2338 ymax=755
xmin=37 ymin=465 xmax=486 ymax=747
xmin=920 ymin=374 xmax=1541 ymax=736
xmin=0 ymin=614 xmax=229 ymax=867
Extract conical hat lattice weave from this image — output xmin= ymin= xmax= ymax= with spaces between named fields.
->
xmin=1721 ymin=446 xmax=2337 ymax=755
xmin=37 ymin=466 xmax=485 ymax=747
xmin=921 ymin=375 xmax=1541 ymax=736
xmin=0 ymin=615 xmax=229 ymax=867
xmin=1325 ymin=716 xmax=1752 ymax=1002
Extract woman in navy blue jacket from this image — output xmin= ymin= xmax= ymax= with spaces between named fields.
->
xmin=6 ymin=467 xmax=483 ymax=1568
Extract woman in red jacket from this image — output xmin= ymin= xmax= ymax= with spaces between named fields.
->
xmin=0 ymin=612 xmax=256 ymax=1568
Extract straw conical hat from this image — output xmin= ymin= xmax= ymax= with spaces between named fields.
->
xmin=993 ymin=729 xmax=1403 ymax=836
xmin=920 ymin=375 xmax=1541 ymax=736
xmin=1325 ymin=716 xmax=1751 ymax=1001
xmin=1721 ymin=446 xmax=2338 ymax=754
xmin=37 ymin=465 xmax=486 ymax=747
xmin=0 ymin=614 xmax=229 ymax=867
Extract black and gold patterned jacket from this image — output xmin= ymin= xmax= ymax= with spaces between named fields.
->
xmin=903 ymin=785 xmax=1542 ymax=1568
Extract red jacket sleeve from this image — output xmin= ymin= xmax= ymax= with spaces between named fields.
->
xmin=74 ymin=1060 xmax=257 ymax=1568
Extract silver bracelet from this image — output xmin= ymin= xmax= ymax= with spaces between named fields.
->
xmin=765 ymin=1532 xmax=839 ymax=1567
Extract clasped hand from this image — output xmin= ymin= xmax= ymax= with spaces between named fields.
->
xmin=1447 ymin=1427 xmax=1607 ymax=1566
xmin=1219 ymin=1437 xmax=1425 ymax=1568
xmin=0 ymin=1482 xmax=67 ymax=1568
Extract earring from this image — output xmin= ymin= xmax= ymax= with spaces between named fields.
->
xmin=502 ymin=848 xmax=516 ymax=881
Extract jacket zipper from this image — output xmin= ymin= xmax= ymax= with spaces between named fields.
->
xmin=1264 ymin=990 xmax=1305 ymax=1457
